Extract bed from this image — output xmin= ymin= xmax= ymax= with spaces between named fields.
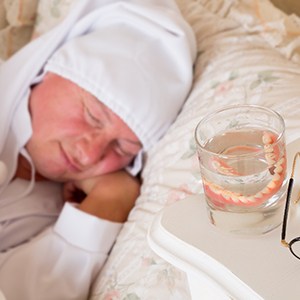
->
xmin=1 ymin=0 xmax=300 ymax=299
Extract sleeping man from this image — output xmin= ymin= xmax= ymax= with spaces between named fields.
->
xmin=0 ymin=0 xmax=196 ymax=299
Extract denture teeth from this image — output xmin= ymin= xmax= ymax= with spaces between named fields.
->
xmin=266 ymin=157 xmax=275 ymax=163
xmin=263 ymin=134 xmax=272 ymax=144
xmin=262 ymin=187 xmax=270 ymax=194
xmin=231 ymin=196 xmax=239 ymax=203
xmin=223 ymin=193 xmax=230 ymax=200
xmin=264 ymin=145 xmax=273 ymax=152
xmin=266 ymin=153 xmax=276 ymax=161
xmin=267 ymin=181 xmax=276 ymax=189
xmin=210 ymin=185 xmax=222 ymax=195
xmin=247 ymin=196 xmax=256 ymax=203
xmin=274 ymin=165 xmax=283 ymax=174
xmin=277 ymin=157 xmax=285 ymax=166
xmin=239 ymin=196 xmax=248 ymax=203
xmin=208 ymin=182 xmax=215 ymax=188
xmin=273 ymin=173 xmax=281 ymax=181
xmin=255 ymin=192 xmax=263 ymax=198
xmin=209 ymin=186 xmax=216 ymax=193
xmin=219 ymin=167 xmax=229 ymax=174
xmin=214 ymin=188 xmax=222 ymax=195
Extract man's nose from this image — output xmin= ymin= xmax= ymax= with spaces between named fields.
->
xmin=74 ymin=132 xmax=108 ymax=168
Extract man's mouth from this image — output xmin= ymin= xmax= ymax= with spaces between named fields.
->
xmin=60 ymin=144 xmax=81 ymax=172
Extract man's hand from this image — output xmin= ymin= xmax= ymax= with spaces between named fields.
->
xmin=63 ymin=171 xmax=140 ymax=223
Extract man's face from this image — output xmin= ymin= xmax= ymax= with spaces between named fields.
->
xmin=26 ymin=72 xmax=142 ymax=182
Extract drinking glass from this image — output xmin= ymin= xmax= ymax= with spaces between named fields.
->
xmin=194 ymin=105 xmax=287 ymax=235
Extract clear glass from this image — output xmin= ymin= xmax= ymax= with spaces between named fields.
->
xmin=195 ymin=104 xmax=287 ymax=235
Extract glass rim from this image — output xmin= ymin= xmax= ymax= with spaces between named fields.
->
xmin=194 ymin=104 xmax=285 ymax=159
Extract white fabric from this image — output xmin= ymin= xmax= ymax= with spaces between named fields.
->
xmin=0 ymin=179 xmax=63 ymax=252
xmin=0 ymin=200 xmax=122 ymax=300
xmin=0 ymin=178 xmax=122 ymax=300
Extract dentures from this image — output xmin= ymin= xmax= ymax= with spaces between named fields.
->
xmin=203 ymin=131 xmax=286 ymax=207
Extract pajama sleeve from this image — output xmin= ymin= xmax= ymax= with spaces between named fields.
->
xmin=0 ymin=203 xmax=122 ymax=300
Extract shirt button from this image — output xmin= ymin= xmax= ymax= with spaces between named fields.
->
xmin=0 ymin=161 xmax=8 ymax=186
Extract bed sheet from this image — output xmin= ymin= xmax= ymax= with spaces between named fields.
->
xmin=1 ymin=0 xmax=300 ymax=299
xmin=89 ymin=0 xmax=300 ymax=299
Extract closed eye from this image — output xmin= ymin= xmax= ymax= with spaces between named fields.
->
xmin=113 ymin=141 xmax=135 ymax=157
xmin=84 ymin=106 xmax=103 ymax=127
xmin=113 ymin=139 xmax=141 ymax=158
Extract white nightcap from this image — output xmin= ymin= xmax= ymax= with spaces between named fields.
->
xmin=45 ymin=0 xmax=196 ymax=153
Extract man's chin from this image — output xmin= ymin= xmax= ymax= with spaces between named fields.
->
xmin=37 ymin=169 xmax=68 ymax=183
